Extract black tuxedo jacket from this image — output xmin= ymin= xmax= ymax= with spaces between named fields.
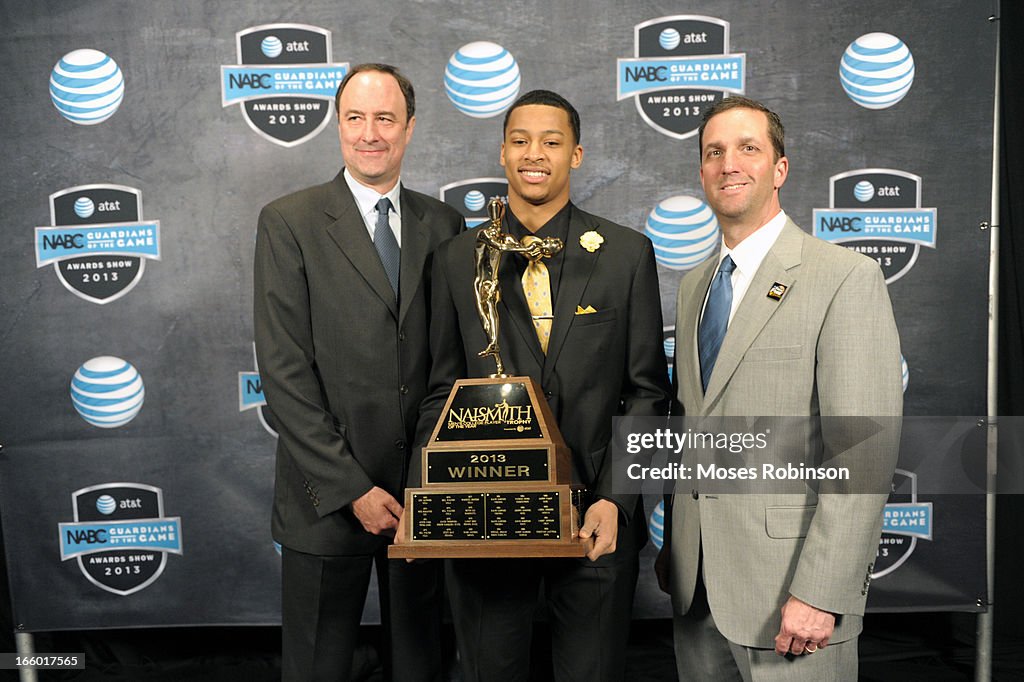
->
xmin=415 ymin=204 xmax=670 ymax=551
xmin=254 ymin=171 xmax=464 ymax=556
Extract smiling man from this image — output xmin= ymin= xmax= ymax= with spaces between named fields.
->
xmin=414 ymin=90 xmax=670 ymax=681
xmin=254 ymin=64 xmax=464 ymax=682
xmin=658 ymin=96 xmax=902 ymax=681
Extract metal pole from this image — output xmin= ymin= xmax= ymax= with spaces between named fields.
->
xmin=975 ymin=8 xmax=1001 ymax=682
xmin=14 ymin=632 xmax=38 ymax=682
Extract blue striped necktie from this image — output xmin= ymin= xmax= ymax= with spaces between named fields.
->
xmin=698 ymin=255 xmax=736 ymax=392
xmin=374 ymin=197 xmax=399 ymax=296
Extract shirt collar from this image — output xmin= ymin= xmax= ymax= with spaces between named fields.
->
xmin=718 ymin=209 xmax=787 ymax=278
xmin=343 ymin=167 xmax=403 ymax=220
xmin=506 ymin=202 xmax=572 ymax=242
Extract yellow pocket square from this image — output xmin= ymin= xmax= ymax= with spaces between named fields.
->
xmin=575 ymin=305 xmax=597 ymax=315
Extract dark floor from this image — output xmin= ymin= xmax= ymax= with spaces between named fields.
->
xmin=8 ymin=613 xmax=1022 ymax=681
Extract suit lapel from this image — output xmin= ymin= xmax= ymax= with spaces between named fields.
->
xmin=543 ymin=210 xmax=599 ymax=383
xmin=702 ymin=219 xmax=803 ymax=406
xmin=398 ymin=188 xmax=430 ymax=325
xmin=323 ymin=172 xmax=398 ymax=319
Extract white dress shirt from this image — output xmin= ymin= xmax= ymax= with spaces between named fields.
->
xmin=702 ymin=210 xmax=788 ymax=324
xmin=343 ymin=168 xmax=403 ymax=247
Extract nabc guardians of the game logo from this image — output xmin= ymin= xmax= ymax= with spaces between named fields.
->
xmin=873 ymin=468 xmax=933 ymax=579
xmin=813 ymin=169 xmax=936 ymax=283
xmin=58 ymin=483 xmax=183 ymax=595
xmin=34 ymin=185 xmax=161 ymax=304
xmin=617 ymin=15 xmax=745 ymax=139
xmin=239 ymin=342 xmax=277 ymax=437
xmin=440 ymin=178 xmax=509 ymax=228
xmin=221 ymin=24 xmax=349 ymax=147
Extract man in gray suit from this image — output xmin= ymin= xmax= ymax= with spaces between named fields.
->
xmin=657 ymin=96 xmax=902 ymax=680
xmin=254 ymin=64 xmax=464 ymax=681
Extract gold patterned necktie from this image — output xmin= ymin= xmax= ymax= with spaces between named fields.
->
xmin=521 ymin=236 xmax=553 ymax=354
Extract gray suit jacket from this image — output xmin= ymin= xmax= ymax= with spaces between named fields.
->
xmin=667 ymin=218 xmax=902 ymax=647
xmin=254 ymin=171 xmax=463 ymax=556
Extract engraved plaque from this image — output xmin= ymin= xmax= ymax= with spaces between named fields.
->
xmin=488 ymin=491 xmax=561 ymax=540
xmin=411 ymin=492 xmax=484 ymax=540
xmin=409 ymin=489 xmax=563 ymax=541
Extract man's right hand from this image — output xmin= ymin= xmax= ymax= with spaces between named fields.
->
xmin=351 ymin=486 xmax=403 ymax=536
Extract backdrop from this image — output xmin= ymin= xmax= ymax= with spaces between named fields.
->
xmin=0 ymin=0 xmax=996 ymax=630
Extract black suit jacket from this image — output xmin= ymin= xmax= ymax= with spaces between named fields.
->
xmin=254 ymin=171 xmax=464 ymax=556
xmin=415 ymin=204 xmax=670 ymax=553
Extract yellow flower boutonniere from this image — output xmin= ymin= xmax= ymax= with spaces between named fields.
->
xmin=580 ymin=230 xmax=604 ymax=253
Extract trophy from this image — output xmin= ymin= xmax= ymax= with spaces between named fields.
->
xmin=390 ymin=199 xmax=586 ymax=559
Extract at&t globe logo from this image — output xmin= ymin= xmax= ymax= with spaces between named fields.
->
xmin=260 ymin=36 xmax=283 ymax=58
xmin=644 ymin=195 xmax=720 ymax=270
xmin=444 ymin=42 xmax=521 ymax=118
xmin=70 ymin=356 xmax=145 ymax=428
xmin=50 ymin=49 xmax=125 ymax=125
xmin=649 ymin=499 xmax=666 ymax=549
xmin=464 ymin=190 xmax=486 ymax=212
xmin=74 ymin=197 xmax=95 ymax=218
xmin=96 ymin=495 xmax=117 ymax=515
xmin=659 ymin=28 xmax=681 ymax=50
xmin=663 ymin=326 xmax=676 ymax=384
xmin=840 ymin=33 xmax=914 ymax=110
xmin=440 ymin=178 xmax=508 ymax=228
xmin=854 ymin=180 xmax=875 ymax=202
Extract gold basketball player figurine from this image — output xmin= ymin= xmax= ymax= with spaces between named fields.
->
xmin=474 ymin=198 xmax=562 ymax=377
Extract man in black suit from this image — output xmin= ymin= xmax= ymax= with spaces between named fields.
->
xmin=414 ymin=90 xmax=670 ymax=682
xmin=254 ymin=63 xmax=464 ymax=682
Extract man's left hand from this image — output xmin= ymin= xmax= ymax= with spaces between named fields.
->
xmin=774 ymin=595 xmax=835 ymax=656
xmin=579 ymin=499 xmax=619 ymax=561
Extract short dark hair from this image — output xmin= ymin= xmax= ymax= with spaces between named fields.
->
xmin=502 ymin=89 xmax=581 ymax=145
xmin=698 ymin=96 xmax=785 ymax=162
xmin=334 ymin=63 xmax=415 ymax=121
